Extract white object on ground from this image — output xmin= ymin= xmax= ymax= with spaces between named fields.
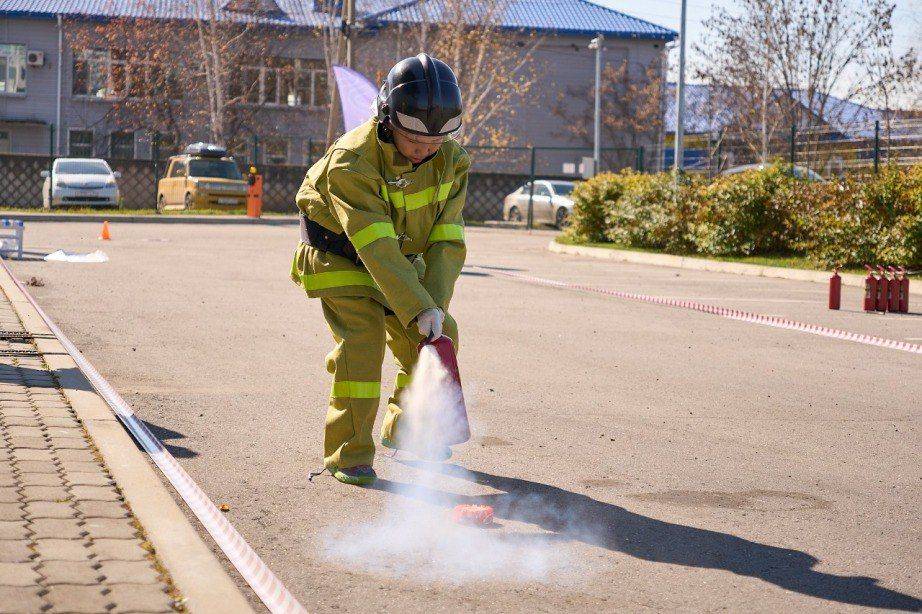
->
xmin=44 ymin=249 xmax=109 ymax=263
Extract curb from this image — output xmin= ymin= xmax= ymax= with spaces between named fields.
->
xmin=548 ymin=241 xmax=922 ymax=296
xmin=0 ymin=266 xmax=255 ymax=613
xmin=0 ymin=211 xmax=297 ymax=225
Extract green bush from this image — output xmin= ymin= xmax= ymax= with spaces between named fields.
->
xmin=567 ymin=172 xmax=624 ymax=242
xmin=691 ymin=164 xmax=794 ymax=256
xmin=566 ymin=163 xmax=922 ymax=268
xmin=796 ymin=165 xmax=922 ymax=267
xmin=604 ymin=171 xmax=696 ymax=253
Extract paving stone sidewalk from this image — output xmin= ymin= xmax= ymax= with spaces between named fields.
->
xmin=0 ymin=294 xmax=179 ymax=613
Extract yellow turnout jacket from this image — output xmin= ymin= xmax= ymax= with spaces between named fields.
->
xmin=291 ymin=118 xmax=470 ymax=327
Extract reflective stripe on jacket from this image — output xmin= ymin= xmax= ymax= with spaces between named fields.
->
xmin=291 ymin=118 xmax=470 ymax=327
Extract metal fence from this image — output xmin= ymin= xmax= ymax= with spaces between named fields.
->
xmin=0 ymin=143 xmax=644 ymax=225
xmin=666 ymin=119 xmax=922 ymax=177
xmin=0 ymin=155 xmax=50 ymax=208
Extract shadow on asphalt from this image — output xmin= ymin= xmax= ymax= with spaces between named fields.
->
xmin=7 ymin=250 xmax=51 ymax=262
xmin=140 ymin=419 xmax=199 ymax=458
xmin=467 ymin=264 xmax=524 ymax=272
xmin=0 ymin=363 xmax=95 ymax=393
xmin=373 ymin=461 xmax=921 ymax=611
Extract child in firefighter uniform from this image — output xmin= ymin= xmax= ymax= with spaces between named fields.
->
xmin=291 ymin=54 xmax=468 ymax=486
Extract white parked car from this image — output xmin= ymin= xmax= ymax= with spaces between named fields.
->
xmin=41 ymin=158 xmax=121 ymax=209
xmin=722 ymin=163 xmax=824 ymax=182
xmin=502 ymin=180 xmax=575 ymax=228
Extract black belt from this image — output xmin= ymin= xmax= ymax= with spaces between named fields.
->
xmin=300 ymin=214 xmax=419 ymax=267
xmin=300 ymin=214 xmax=362 ymax=266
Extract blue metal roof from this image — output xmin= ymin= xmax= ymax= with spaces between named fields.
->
xmin=665 ymin=83 xmax=889 ymax=138
xmin=0 ymin=0 xmax=677 ymax=38
xmin=664 ymin=83 xmax=735 ymax=134
xmin=788 ymin=90 xmax=886 ymax=138
xmin=0 ymin=0 xmax=389 ymax=26
xmin=367 ymin=0 xmax=677 ymax=38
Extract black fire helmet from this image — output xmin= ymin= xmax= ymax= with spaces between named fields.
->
xmin=376 ymin=53 xmax=463 ymax=138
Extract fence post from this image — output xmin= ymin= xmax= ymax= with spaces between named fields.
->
xmin=307 ymin=137 xmax=314 ymax=167
xmin=526 ymin=146 xmax=536 ymax=230
xmin=789 ymin=124 xmax=796 ymax=168
xmin=152 ymin=133 xmax=160 ymax=180
xmin=715 ymin=136 xmax=723 ymax=177
xmin=636 ymin=147 xmax=644 ymax=172
xmin=46 ymin=124 xmax=55 ymax=208
xmin=873 ymin=120 xmax=880 ymax=174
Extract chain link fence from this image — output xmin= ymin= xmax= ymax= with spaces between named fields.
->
xmin=665 ymin=119 xmax=922 ymax=178
xmin=0 ymin=143 xmax=644 ymax=224
xmin=0 ymin=155 xmax=51 ymax=207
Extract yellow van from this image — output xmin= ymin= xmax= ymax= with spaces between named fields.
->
xmin=157 ymin=143 xmax=248 ymax=212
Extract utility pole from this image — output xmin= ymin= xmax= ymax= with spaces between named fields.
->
xmin=589 ymin=34 xmax=603 ymax=176
xmin=344 ymin=0 xmax=355 ymax=68
xmin=673 ymin=0 xmax=687 ymax=174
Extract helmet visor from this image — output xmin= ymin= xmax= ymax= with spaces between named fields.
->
xmin=391 ymin=124 xmax=450 ymax=146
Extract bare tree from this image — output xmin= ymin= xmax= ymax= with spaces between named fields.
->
xmin=553 ymin=59 xmax=665 ymax=167
xmin=315 ymin=0 xmax=346 ymax=146
xmin=856 ymin=4 xmax=918 ymax=136
xmin=696 ymin=0 xmax=916 ymax=162
xmin=67 ymin=0 xmax=299 ymax=154
xmin=357 ymin=0 xmax=545 ymax=147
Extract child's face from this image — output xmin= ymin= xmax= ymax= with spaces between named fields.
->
xmin=392 ymin=126 xmax=445 ymax=165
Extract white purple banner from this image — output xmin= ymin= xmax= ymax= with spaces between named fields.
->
xmin=332 ymin=65 xmax=378 ymax=132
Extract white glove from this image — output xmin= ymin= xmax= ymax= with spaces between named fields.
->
xmin=416 ymin=308 xmax=445 ymax=340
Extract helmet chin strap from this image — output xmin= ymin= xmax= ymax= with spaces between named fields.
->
xmin=377 ymin=117 xmax=394 ymax=144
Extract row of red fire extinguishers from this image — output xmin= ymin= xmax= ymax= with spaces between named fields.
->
xmin=828 ymin=265 xmax=911 ymax=312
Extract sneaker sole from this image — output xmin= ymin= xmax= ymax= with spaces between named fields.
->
xmin=331 ymin=470 xmax=376 ymax=486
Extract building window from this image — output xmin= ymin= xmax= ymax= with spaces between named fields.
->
xmin=311 ymin=68 xmax=329 ymax=107
xmin=72 ymin=49 xmax=130 ymax=98
xmin=151 ymin=132 xmax=178 ymax=159
xmin=233 ymin=59 xmax=328 ymax=108
xmin=0 ymin=44 xmax=27 ymax=94
xmin=110 ymin=131 xmax=135 ymax=159
xmin=0 ymin=130 xmax=10 ymax=153
xmin=68 ymin=129 xmax=94 ymax=157
xmin=263 ymin=138 xmax=288 ymax=164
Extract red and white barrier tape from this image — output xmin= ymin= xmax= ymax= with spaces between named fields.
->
xmin=0 ymin=261 xmax=306 ymax=614
xmin=483 ymin=269 xmax=922 ymax=356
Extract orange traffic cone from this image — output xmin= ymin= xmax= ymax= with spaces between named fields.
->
xmin=99 ymin=221 xmax=111 ymax=240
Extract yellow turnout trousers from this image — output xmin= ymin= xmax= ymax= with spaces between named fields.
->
xmin=321 ymin=295 xmax=458 ymax=470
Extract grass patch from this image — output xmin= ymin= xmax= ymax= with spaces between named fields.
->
xmin=555 ymin=236 xmax=865 ymax=275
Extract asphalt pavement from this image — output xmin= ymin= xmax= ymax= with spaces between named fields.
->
xmin=6 ymin=221 xmax=920 ymax=612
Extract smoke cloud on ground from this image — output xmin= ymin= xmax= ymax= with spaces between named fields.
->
xmin=322 ymin=346 xmax=577 ymax=584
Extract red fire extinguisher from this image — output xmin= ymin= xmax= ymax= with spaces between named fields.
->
xmin=897 ymin=267 xmax=910 ymax=314
xmin=416 ymin=336 xmax=471 ymax=445
xmin=828 ymin=267 xmax=841 ymax=310
xmin=863 ymin=265 xmax=877 ymax=312
xmin=876 ymin=265 xmax=889 ymax=312
xmin=887 ymin=266 xmax=901 ymax=312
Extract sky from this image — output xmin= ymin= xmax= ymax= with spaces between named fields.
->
xmin=596 ymin=0 xmax=921 ymax=107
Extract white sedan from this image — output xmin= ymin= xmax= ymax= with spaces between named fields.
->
xmin=41 ymin=158 xmax=121 ymax=208
xmin=502 ymin=180 xmax=575 ymax=228
xmin=722 ymin=163 xmax=825 ymax=182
